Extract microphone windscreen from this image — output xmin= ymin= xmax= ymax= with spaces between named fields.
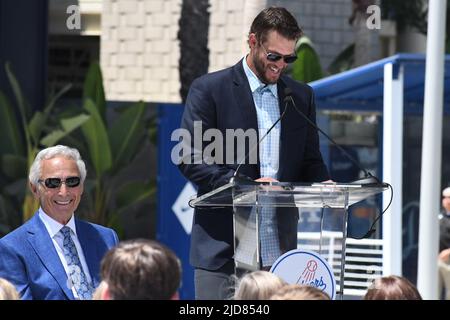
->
xmin=284 ymin=87 xmax=292 ymax=96
xmin=283 ymin=87 xmax=292 ymax=102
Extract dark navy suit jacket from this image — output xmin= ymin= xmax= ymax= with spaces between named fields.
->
xmin=178 ymin=59 xmax=329 ymax=271
xmin=0 ymin=213 xmax=118 ymax=299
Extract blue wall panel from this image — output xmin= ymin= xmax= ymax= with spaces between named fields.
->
xmin=157 ymin=103 xmax=195 ymax=300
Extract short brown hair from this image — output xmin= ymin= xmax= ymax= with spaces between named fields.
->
xmin=249 ymin=7 xmax=303 ymax=44
xmin=363 ymin=276 xmax=422 ymax=300
xmin=100 ymin=239 xmax=181 ymax=300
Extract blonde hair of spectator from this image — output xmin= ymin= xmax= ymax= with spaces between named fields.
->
xmin=363 ymin=275 xmax=422 ymax=300
xmin=0 ymin=278 xmax=20 ymax=300
xmin=270 ymin=284 xmax=330 ymax=300
xmin=234 ymin=271 xmax=287 ymax=300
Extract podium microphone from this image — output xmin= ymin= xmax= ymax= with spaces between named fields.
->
xmin=283 ymin=86 xmax=392 ymax=239
xmin=283 ymin=87 xmax=380 ymax=185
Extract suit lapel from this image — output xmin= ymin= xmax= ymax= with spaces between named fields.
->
xmin=76 ymin=219 xmax=100 ymax=287
xmin=231 ymin=60 xmax=260 ymax=177
xmin=232 ymin=60 xmax=259 ymax=132
xmin=26 ymin=214 xmax=74 ymax=300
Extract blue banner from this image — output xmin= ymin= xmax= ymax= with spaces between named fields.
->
xmin=157 ymin=103 xmax=195 ymax=299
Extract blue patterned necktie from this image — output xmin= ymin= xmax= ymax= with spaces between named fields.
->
xmin=60 ymin=226 xmax=93 ymax=300
xmin=255 ymin=85 xmax=281 ymax=266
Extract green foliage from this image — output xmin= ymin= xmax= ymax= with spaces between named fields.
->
xmin=290 ymin=37 xmax=323 ymax=83
xmin=83 ymin=61 xmax=106 ymax=120
xmin=0 ymin=62 xmax=91 ymax=231
xmin=81 ymin=99 xmax=113 ymax=176
xmin=108 ymin=101 xmax=146 ymax=171
xmin=0 ymin=62 xmax=156 ymax=236
xmin=40 ymin=114 xmax=91 ymax=147
xmin=0 ymin=91 xmax=23 ymax=155
xmin=75 ymin=63 xmax=155 ymax=230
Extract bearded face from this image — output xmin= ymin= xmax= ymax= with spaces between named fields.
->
xmin=247 ymin=30 xmax=297 ymax=84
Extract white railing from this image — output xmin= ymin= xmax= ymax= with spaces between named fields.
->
xmin=297 ymin=231 xmax=383 ymax=296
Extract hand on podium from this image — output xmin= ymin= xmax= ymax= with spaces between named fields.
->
xmin=256 ymin=177 xmax=284 ymax=191
xmin=255 ymin=177 xmax=279 ymax=183
xmin=439 ymin=248 xmax=450 ymax=263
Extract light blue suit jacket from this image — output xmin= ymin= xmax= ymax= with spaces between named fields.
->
xmin=0 ymin=213 xmax=119 ymax=300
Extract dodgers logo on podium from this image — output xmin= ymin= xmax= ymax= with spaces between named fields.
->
xmin=270 ymin=249 xmax=336 ymax=299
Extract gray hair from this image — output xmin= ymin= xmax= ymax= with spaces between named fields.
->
xmin=443 ymin=187 xmax=450 ymax=196
xmin=29 ymin=145 xmax=87 ymax=186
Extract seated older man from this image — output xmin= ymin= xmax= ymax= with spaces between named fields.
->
xmin=0 ymin=145 xmax=119 ymax=300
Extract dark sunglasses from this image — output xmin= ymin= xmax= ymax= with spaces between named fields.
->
xmin=261 ymin=43 xmax=297 ymax=64
xmin=38 ymin=177 xmax=81 ymax=189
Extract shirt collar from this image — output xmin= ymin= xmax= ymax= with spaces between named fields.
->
xmin=242 ymin=56 xmax=278 ymax=98
xmin=38 ymin=207 xmax=77 ymax=238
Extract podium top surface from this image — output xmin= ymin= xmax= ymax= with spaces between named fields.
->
xmin=189 ymin=180 xmax=389 ymax=208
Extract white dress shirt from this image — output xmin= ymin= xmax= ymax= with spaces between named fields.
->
xmin=38 ymin=207 xmax=93 ymax=299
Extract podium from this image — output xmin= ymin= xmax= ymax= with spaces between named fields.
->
xmin=190 ymin=178 xmax=389 ymax=298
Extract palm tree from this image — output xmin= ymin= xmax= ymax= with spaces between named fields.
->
xmin=178 ymin=0 xmax=210 ymax=103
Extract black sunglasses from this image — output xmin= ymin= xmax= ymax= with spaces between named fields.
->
xmin=38 ymin=177 xmax=81 ymax=189
xmin=261 ymin=43 xmax=297 ymax=64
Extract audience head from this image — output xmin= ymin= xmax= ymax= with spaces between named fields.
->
xmin=100 ymin=239 xmax=182 ymax=300
xmin=0 ymin=278 xmax=20 ymax=300
xmin=443 ymin=187 xmax=450 ymax=212
xmin=234 ymin=270 xmax=286 ymax=300
xmin=270 ymin=284 xmax=330 ymax=300
xmin=363 ymin=275 xmax=422 ymax=300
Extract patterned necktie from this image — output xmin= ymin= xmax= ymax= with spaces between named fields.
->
xmin=60 ymin=226 xmax=93 ymax=300
xmin=255 ymin=85 xmax=281 ymax=266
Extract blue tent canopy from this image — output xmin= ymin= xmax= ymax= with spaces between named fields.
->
xmin=309 ymin=53 xmax=450 ymax=284
xmin=310 ymin=53 xmax=450 ymax=114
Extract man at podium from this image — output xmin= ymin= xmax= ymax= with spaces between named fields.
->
xmin=178 ymin=7 xmax=330 ymax=300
